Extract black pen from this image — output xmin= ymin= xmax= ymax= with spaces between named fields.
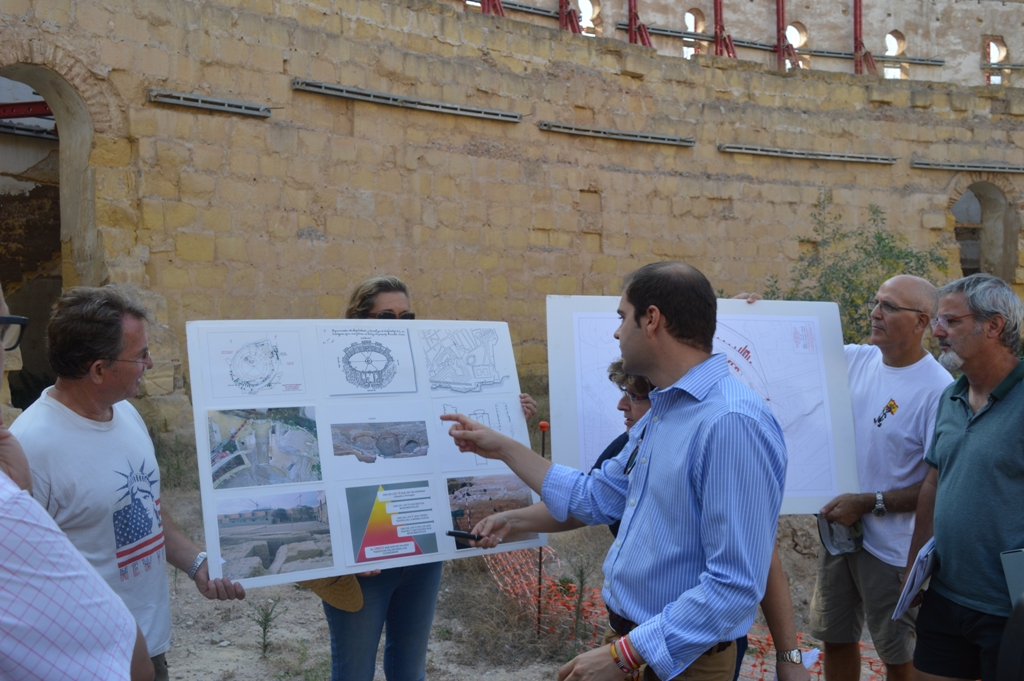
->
xmin=446 ymin=530 xmax=483 ymax=542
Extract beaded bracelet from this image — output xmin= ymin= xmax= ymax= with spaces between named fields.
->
xmin=620 ymin=635 xmax=641 ymax=670
xmin=609 ymin=641 xmax=633 ymax=676
xmin=610 ymin=640 xmax=641 ymax=679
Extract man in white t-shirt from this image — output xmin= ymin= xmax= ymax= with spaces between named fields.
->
xmin=11 ymin=285 xmax=245 ymax=681
xmin=0 ymin=285 xmax=152 ymax=681
xmin=809 ymin=276 xmax=953 ymax=681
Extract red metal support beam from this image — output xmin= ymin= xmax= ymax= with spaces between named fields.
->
xmin=713 ymin=0 xmax=724 ymax=56
xmin=559 ymin=0 xmax=582 ymax=34
xmin=852 ymin=0 xmax=877 ymax=75
xmin=480 ymin=0 xmax=506 ymax=17
xmin=853 ymin=0 xmax=863 ymax=74
xmin=626 ymin=0 xmax=652 ymax=47
xmin=723 ymin=35 xmax=736 ymax=59
xmin=712 ymin=0 xmax=736 ymax=58
xmin=776 ymin=0 xmax=787 ymax=71
xmin=0 ymin=101 xmax=53 ymax=119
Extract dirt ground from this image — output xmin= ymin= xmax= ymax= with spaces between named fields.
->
xmin=161 ymin=488 xmax=834 ymax=680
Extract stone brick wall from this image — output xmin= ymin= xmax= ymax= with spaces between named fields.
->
xmin=2 ymin=0 xmax=1024 ymax=437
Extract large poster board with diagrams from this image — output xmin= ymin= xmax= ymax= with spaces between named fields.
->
xmin=186 ymin=319 xmax=543 ymax=589
xmin=546 ymin=296 xmax=859 ymax=515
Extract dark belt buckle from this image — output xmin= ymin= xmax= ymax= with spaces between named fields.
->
xmin=703 ymin=640 xmax=731 ymax=656
xmin=607 ymin=608 xmax=638 ymax=636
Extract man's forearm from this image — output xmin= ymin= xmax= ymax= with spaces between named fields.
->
xmin=761 ymin=547 xmax=799 ymax=652
xmin=905 ymin=468 xmax=937 ymax=571
xmin=494 ymin=440 xmax=553 ymax=495
xmin=880 ymin=481 xmax=923 ymax=514
xmin=161 ymin=509 xmax=204 ymax=573
xmin=506 ymin=502 xmax=585 ymax=534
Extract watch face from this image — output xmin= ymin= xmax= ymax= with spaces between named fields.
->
xmin=777 ymin=649 xmax=802 ymax=664
xmin=872 ymin=506 xmax=887 ymax=517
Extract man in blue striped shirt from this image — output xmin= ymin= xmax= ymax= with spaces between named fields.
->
xmin=443 ymin=262 xmax=787 ymax=681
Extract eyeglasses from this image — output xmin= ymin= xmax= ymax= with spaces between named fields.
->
xmin=0 ymin=316 xmax=28 ymax=351
xmin=929 ymin=313 xmax=976 ymax=331
xmin=108 ymin=348 xmax=151 ymax=366
xmin=367 ymin=311 xmax=415 ymax=320
xmin=867 ymin=300 xmax=923 ymax=315
xmin=619 ymin=389 xmax=649 ymax=404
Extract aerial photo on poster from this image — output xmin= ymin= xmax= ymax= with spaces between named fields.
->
xmin=447 ymin=474 xmax=538 ymax=550
xmin=208 ymin=406 xmax=321 ymax=489
xmin=216 ymin=490 xmax=332 ymax=580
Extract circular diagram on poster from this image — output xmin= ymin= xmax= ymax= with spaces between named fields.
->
xmin=342 ymin=340 xmax=398 ymax=391
xmin=229 ymin=340 xmax=282 ymax=394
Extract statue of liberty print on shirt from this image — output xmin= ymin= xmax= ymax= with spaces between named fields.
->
xmin=113 ymin=459 xmax=165 ymax=582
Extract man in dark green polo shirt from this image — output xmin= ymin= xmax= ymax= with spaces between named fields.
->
xmin=906 ymin=272 xmax=1024 ymax=681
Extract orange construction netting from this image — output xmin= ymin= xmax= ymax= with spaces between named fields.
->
xmin=484 ymin=546 xmax=606 ymax=646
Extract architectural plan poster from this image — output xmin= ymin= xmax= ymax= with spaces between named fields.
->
xmin=546 ymin=296 xmax=858 ymax=515
xmin=186 ymin=320 xmax=542 ymax=589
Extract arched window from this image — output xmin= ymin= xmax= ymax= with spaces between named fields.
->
xmin=883 ymin=31 xmax=907 ymax=80
xmin=682 ymin=9 xmax=705 ymax=59
xmin=785 ymin=23 xmax=809 ymax=70
xmin=578 ymin=0 xmax=596 ymax=35
xmin=985 ymin=37 xmax=1007 ymax=85
xmin=951 ymin=182 xmax=1019 ymax=280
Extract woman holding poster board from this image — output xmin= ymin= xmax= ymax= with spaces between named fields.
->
xmin=309 ymin=275 xmax=537 ymax=681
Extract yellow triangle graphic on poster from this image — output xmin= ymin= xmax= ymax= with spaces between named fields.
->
xmin=356 ymin=485 xmax=423 ymax=563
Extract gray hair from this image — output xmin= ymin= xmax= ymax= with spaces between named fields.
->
xmin=47 ymin=285 xmax=151 ymax=379
xmin=938 ymin=273 xmax=1023 ymax=351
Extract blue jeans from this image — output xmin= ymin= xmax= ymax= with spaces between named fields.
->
xmin=322 ymin=561 xmax=443 ymax=681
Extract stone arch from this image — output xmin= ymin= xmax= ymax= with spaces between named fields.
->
xmin=946 ymin=173 xmax=1022 ymax=282
xmin=0 ymin=36 xmax=127 ymax=287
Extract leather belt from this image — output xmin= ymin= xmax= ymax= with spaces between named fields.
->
xmin=607 ymin=607 xmax=733 ymax=658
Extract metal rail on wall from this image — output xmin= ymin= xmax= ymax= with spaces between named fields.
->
xmin=291 ymin=79 xmax=522 ymax=123
xmin=0 ymin=121 xmax=58 ymax=140
xmin=718 ymin=144 xmax=897 ymax=165
xmin=538 ymin=121 xmax=696 ymax=147
xmin=147 ymin=90 xmax=272 ymax=117
xmin=498 ymin=0 xmax=556 ymax=18
xmin=910 ymin=160 xmax=1024 ymax=174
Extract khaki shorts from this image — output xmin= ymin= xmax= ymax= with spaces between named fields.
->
xmin=809 ymin=547 xmax=916 ymax=665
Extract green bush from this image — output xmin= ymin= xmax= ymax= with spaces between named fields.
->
xmin=765 ymin=189 xmax=948 ymax=343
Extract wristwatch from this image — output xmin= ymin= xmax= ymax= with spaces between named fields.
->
xmin=188 ymin=551 xmax=208 ymax=580
xmin=777 ymin=649 xmax=802 ymax=664
xmin=872 ymin=491 xmax=887 ymax=517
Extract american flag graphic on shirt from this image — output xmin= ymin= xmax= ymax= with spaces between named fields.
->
xmin=112 ymin=459 xmax=165 ymax=581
